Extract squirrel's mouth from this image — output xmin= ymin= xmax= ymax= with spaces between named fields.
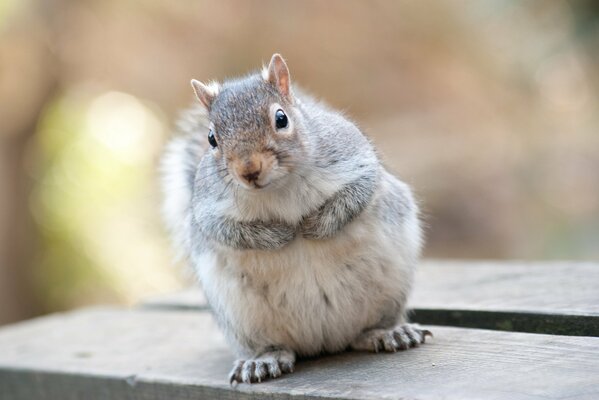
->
xmin=232 ymin=165 xmax=280 ymax=191
xmin=253 ymin=182 xmax=268 ymax=189
xmin=235 ymin=178 xmax=271 ymax=191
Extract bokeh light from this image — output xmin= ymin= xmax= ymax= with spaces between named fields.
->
xmin=29 ymin=90 xmax=184 ymax=312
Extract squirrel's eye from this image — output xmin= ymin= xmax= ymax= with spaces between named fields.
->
xmin=208 ymin=129 xmax=218 ymax=148
xmin=275 ymin=109 xmax=288 ymax=130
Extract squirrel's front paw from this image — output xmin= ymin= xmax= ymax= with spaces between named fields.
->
xmin=350 ymin=324 xmax=432 ymax=353
xmin=229 ymin=349 xmax=295 ymax=385
xmin=300 ymin=210 xmax=338 ymax=239
xmin=300 ymin=213 xmax=323 ymax=239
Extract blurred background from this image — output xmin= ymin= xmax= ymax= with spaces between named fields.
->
xmin=1 ymin=0 xmax=598 ymax=325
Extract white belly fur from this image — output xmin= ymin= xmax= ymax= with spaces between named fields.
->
xmin=194 ymin=193 xmax=419 ymax=357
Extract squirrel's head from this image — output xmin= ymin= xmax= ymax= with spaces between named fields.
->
xmin=190 ymin=54 xmax=306 ymax=191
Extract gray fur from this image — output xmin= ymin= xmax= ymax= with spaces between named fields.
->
xmin=160 ymin=55 xmax=426 ymax=385
xmin=301 ymin=170 xmax=378 ymax=239
xmin=192 ymin=196 xmax=296 ymax=251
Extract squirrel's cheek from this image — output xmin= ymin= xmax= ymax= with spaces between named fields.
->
xmin=210 ymin=147 xmax=223 ymax=159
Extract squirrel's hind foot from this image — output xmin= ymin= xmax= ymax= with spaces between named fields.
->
xmin=229 ymin=348 xmax=295 ymax=385
xmin=350 ymin=324 xmax=432 ymax=353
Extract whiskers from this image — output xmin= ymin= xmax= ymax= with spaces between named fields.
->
xmin=194 ymin=165 xmax=229 ymax=185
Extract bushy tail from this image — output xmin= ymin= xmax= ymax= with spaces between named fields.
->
xmin=160 ymin=105 xmax=209 ymax=260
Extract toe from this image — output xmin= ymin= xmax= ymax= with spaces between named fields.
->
xmin=370 ymin=337 xmax=381 ymax=353
xmin=382 ymin=333 xmax=399 ymax=352
xmin=266 ymin=359 xmax=282 ymax=378
xmin=280 ymin=360 xmax=294 ymax=373
xmin=254 ymin=361 xmax=268 ymax=382
xmin=229 ymin=360 xmax=244 ymax=385
xmin=393 ymin=328 xmax=411 ymax=350
xmin=402 ymin=325 xmax=421 ymax=347
xmin=241 ymin=361 xmax=256 ymax=384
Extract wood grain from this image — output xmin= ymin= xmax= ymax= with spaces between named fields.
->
xmin=413 ymin=260 xmax=599 ymax=316
xmin=1 ymin=308 xmax=598 ymax=400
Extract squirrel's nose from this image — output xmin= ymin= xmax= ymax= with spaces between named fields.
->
xmin=235 ymin=157 xmax=264 ymax=186
xmin=242 ymin=169 xmax=261 ymax=183
xmin=239 ymin=159 xmax=262 ymax=184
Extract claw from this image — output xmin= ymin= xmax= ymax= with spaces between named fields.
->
xmin=229 ymin=360 xmax=243 ymax=386
xmin=422 ymin=329 xmax=433 ymax=342
xmin=402 ymin=325 xmax=421 ymax=347
xmin=280 ymin=361 xmax=294 ymax=374
xmin=372 ymin=338 xmax=380 ymax=353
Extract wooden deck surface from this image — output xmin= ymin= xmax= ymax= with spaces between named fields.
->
xmin=1 ymin=260 xmax=598 ymax=399
xmin=1 ymin=307 xmax=599 ymax=400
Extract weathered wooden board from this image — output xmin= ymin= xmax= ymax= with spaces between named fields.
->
xmin=413 ymin=260 xmax=599 ymax=315
xmin=141 ymin=260 xmax=599 ymax=336
xmin=142 ymin=289 xmax=208 ymax=311
xmin=412 ymin=260 xmax=599 ymax=336
xmin=1 ymin=308 xmax=599 ymax=400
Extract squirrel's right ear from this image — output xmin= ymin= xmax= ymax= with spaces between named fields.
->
xmin=191 ymin=79 xmax=220 ymax=110
xmin=264 ymin=53 xmax=291 ymax=100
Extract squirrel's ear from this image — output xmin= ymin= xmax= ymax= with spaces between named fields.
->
xmin=265 ymin=53 xmax=291 ymax=99
xmin=190 ymin=79 xmax=219 ymax=110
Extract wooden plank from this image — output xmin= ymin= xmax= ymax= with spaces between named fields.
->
xmin=140 ymin=260 xmax=599 ymax=336
xmin=413 ymin=260 xmax=599 ymax=316
xmin=412 ymin=260 xmax=599 ymax=336
xmin=142 ymin=289 xmax=208 ymax=311
xmin=1 ymin=308 xmax=599 ymax=400
xmin=412 ymin=309 xmax=599 ymax=337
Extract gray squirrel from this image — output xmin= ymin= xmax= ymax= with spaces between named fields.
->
xmin=161 ymin=54 xmax=431 ymax=385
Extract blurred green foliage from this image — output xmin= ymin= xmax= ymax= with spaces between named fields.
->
xmin=29 ymin=91 xmax=182 ymax=312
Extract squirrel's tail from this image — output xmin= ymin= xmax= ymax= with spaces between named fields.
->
xmin=160 ymin=105 xmax=209 ymax=260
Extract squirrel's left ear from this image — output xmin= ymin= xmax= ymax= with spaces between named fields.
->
xmin=191 ymin=79 xmax=220 ymax=110
xmin=265 ymin=53 xmax=291 ymax=100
